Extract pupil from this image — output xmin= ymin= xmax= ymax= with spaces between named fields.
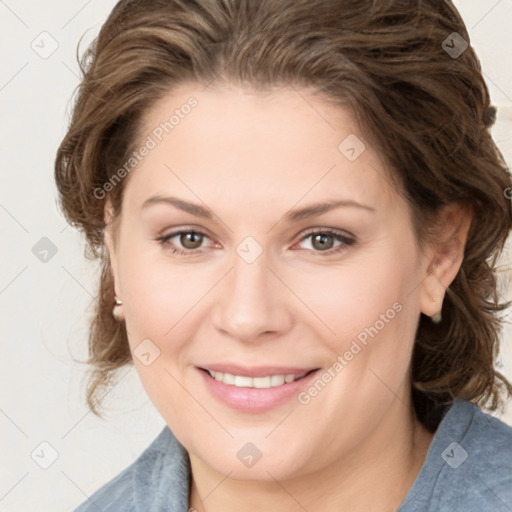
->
xmin=182 ymin=232 xmax=202 ymax=249
xmin=313 ymin=233 xmax=333 ymax=250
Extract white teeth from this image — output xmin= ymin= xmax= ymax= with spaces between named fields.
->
xmin=234 ymin=375 xmax=253 ymax=387
xmin=208 ymin=370 xmax=308 ymax=388
xmin=253 ymin=376 xmax=271 ymax=388
xmin=223 ymin=372 xmax=236 ymax=385
xmin=270 ymin=375 xmax=285 ymax=386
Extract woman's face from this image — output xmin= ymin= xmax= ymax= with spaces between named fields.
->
xmin=106 ymin=84 xmax=439 ymax=480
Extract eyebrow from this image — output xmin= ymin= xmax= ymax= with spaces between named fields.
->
xmin=141 ymin=195 xmax=214 ymax=219
xmin=140 ymin=195 xmax=375 ymax=222
xmin=283 ymin=199 xmax=375 ymax=222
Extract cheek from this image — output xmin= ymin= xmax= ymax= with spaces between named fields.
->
xmin=328 ymin=247 xmax=420 ymax=385
xmin=118 ymin=247 xmax=212 ymax=341
xmin=115 ymin=246 xmax=206 ymax=419
xmin=298 ymin=244 xmax=421 ymax=406
xmin=296 ymin=250 xmax=414 ymax=344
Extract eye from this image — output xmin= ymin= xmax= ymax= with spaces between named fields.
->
xmin=156 ymin=227 xmax=356 ymax=256
xmin=295 ymin=228 xmax=355 ymax=255
xmin=156 ymin=229 xmax=211 ymax=255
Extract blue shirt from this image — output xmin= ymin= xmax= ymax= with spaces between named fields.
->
xmin=73 ymin=399 xmax=512 ymax=511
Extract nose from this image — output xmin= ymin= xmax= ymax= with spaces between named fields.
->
xmin=211 ymin=248 xmax=293 ymax=343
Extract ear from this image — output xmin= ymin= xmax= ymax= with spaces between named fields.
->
xmin=418 ymin=203 xmax=473 ymax=317
xmin=104 ymin=199 xmax=122 ymax=299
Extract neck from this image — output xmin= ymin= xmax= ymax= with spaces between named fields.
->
xmin=188 ymin=397 xmax=435 ymax=512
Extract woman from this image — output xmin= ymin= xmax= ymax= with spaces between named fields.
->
xmin=55 ymin=0 xmax=512 ymax=510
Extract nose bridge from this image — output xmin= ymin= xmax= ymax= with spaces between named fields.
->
xmin=212 ymin=243 xmax=290 ymax=341
xmin=231 ymin=249 xmax=269 ymax=304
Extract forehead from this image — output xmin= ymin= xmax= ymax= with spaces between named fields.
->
xmin=125 ymin=84 xmax=400 ymax=215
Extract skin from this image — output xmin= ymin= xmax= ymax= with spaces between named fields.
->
xmin=105 ymin=83 xmax=472 ymax=511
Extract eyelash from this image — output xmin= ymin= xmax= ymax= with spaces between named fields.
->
xmin=155 ymin=228 xmax=356 ymax=256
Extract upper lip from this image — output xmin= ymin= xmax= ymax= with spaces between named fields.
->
xmin=198 ymin=364 xmax=318 ymax=378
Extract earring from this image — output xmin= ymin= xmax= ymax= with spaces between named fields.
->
xmin=431 ymin=311 xmax=442 ymax=324
xmin=112 ymin=295 xmax=124 ymax=321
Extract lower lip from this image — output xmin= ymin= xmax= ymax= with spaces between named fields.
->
xmin=198 ymin=368 xmax=320 ymax=412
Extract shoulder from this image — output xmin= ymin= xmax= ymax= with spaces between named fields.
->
xmin=454 ymin=401 xmax=512 ymax=505
xmin=400 ymin=399 xmax=512 ymax=512
xmin=73 ymin=462 xmax=135 ymax=512
xmin=72 ymin=426 xmax=190 ymax=512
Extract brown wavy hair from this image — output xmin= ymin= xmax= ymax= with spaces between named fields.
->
xmin=55 ymin=0 xmax=512 ymax=427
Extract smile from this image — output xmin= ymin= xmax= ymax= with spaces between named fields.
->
xmin=198 ymin=365 xmax=320 ymax=412
xmin=205 ymin=369 xmax=311 ymax=388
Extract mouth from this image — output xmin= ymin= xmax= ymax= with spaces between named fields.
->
xmin=197 ymin=365 xmax=321 ymax=412
xmin=200 ymin=368 xmax=317 ymax=389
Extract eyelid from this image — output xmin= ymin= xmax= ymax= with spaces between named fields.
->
xmin=292 ymin=227 xmax=356 ymax=254
xmin=157 ymin=225 xmax=213 ymax=241
xmin=156 ymin=227 xmax=215 ymax=251
xmin=156 ymin=226 xmax=356 ymax=255
xmin=296 ymin=226 xmax=355 ymax=241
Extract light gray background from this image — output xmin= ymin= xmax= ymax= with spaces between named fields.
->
xmin=1 ymin=1 xmax=511 ymax=511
